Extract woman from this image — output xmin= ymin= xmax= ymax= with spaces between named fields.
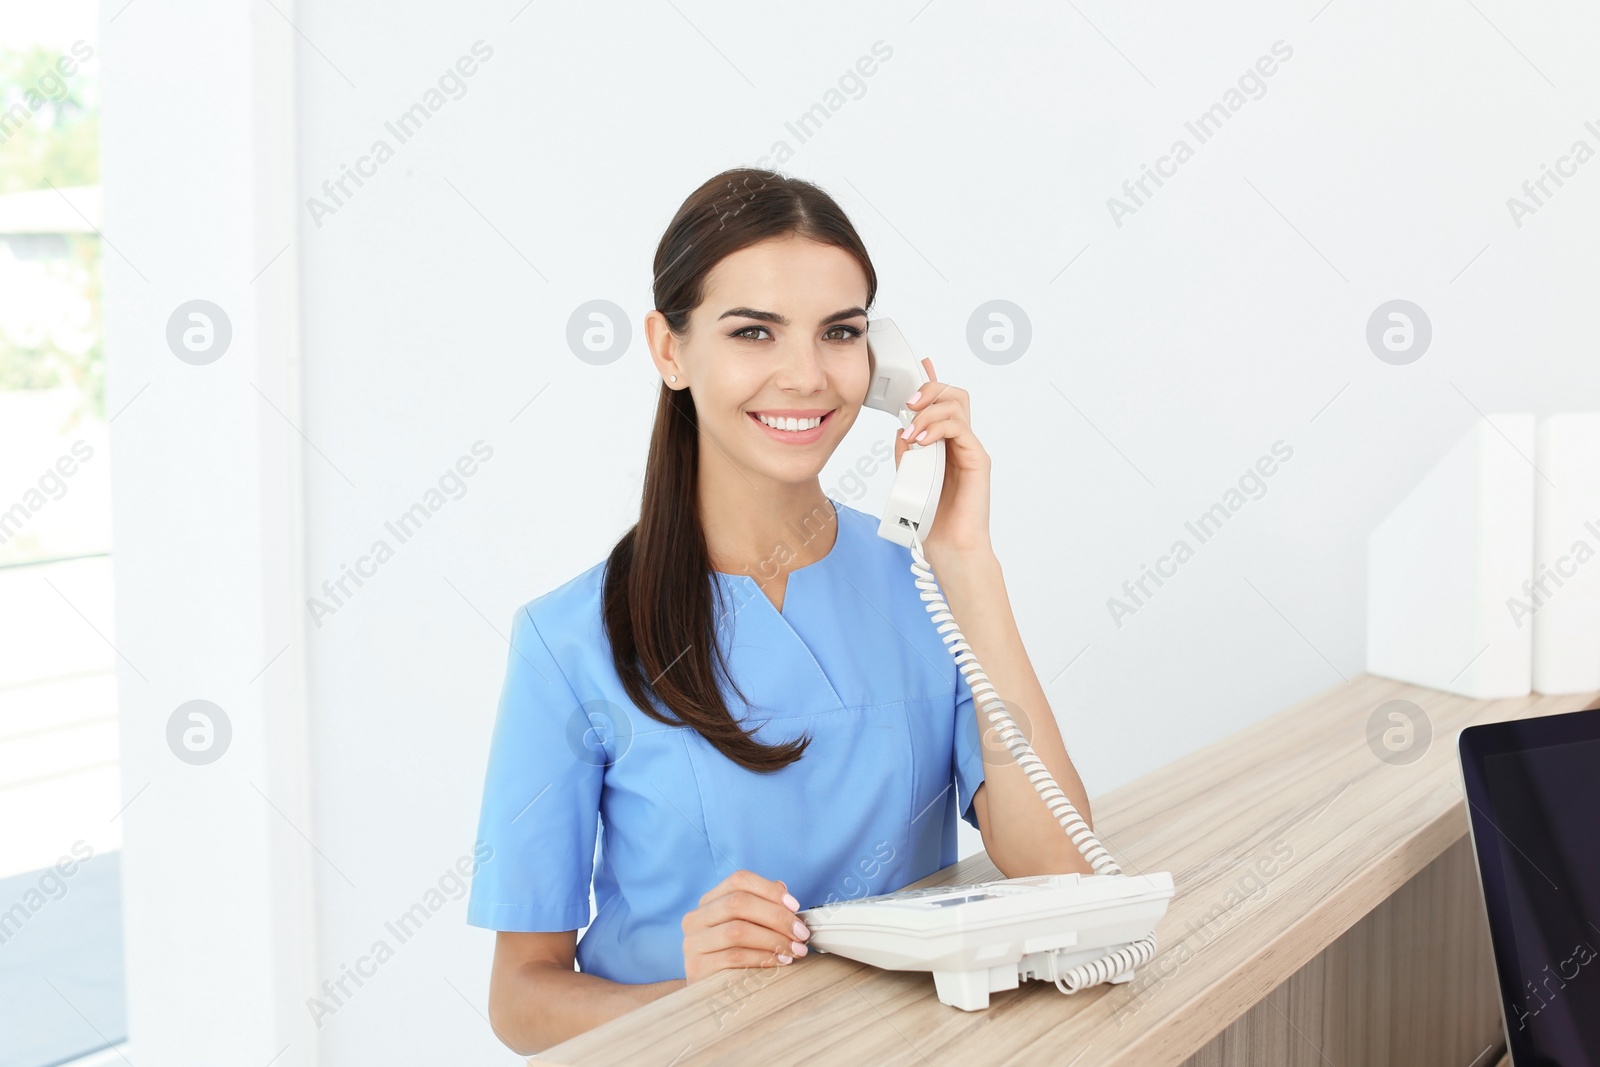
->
xmin=467 ymin=167 xmax=1096 ymax=1054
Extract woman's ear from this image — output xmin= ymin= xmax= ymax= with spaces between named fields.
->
xmin=644 ymin=309 xmax=681 ymax=385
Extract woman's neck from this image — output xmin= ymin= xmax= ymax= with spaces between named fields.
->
xmin=698 ymin=462 xmax=838 ymax=579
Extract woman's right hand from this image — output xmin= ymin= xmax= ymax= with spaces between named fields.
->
xmin=681 ymin=869 xmax=811 ymax=983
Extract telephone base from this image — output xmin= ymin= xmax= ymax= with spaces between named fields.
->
xmin=800 ymin=871 xmax=1173 ymax=1011
xmin=932 ymin=943 xmax=1141 ymax=1011
xmin=933 ymin=964 xmax=1015 ymax=1012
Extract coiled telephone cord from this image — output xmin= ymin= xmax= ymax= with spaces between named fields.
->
xmin=908 ymin=535 xmax=1159 ymax=994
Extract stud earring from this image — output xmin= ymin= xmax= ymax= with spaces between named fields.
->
xmin=669 ymin=375 xmax=678 ymax=383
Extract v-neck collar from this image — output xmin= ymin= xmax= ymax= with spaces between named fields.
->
xmin=716 ymin=497 xmax=845 ymax=620
xmin=713 ymin=497 xmax=852 ymax=714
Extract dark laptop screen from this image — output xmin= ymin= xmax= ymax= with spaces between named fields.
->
xmin=1479 ymin=734 xmax=1600 ymax=1065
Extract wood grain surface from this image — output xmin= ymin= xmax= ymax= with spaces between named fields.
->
xmin=528 ymin=674 xmax=1594 ymax=1066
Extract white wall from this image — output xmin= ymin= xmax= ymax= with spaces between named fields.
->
xmin=103 ymin=1 xmax=314 ymax=1063
xmin=108 ymin=0 xmax=1600 ymax=1062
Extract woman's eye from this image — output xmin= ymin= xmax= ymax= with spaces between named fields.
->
xmin=733 ymin=324 xmax=861 ymax=341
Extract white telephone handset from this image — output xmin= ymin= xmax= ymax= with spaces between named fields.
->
xmin=798 ymin=319 xmax=1172 ymax=1010
xmin=861 ymin=319 xmax=944 ymax=547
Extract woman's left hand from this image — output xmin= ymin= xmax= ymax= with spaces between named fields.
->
xmin=893 ymin=358 xmax=993 ymax=563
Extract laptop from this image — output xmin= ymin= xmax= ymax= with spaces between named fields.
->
xmin=1458 ymin=706 xmax=1600 ymax=1067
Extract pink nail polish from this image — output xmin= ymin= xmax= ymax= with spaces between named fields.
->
xmin=783 ymin=892 xmax=799 ymax=911
xmin=791 ymin=940 xmax=807 ymax=956
xmin=915 ymin=430 xmax=928 ymax=441
xmin=901 ymin=425 xmax=914 ymax=441
xmin=793 ymin=919 xmax=809 ymax=940
xmin=907 ymin=390 xmax=921 ymax=406
xmin=778 ymin=953 xmax=793 ymax=964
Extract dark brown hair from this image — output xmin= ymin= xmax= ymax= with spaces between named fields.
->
xmin=600 ymin=168 xmax=878 ymax=773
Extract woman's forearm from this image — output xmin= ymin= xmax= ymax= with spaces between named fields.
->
xmin=491 ymin=962 xmax=686 ymax=1055
xmin=925 ymin=544 xmax=1096 ymax=878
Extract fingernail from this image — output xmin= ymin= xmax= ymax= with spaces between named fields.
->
xmin=901 ymin=425 xmax=914 ymax=441
xmin=777 ymin=953 xmax=793 ymax=965
xmin=907 ymin=390 xmax=921 ymax=406
xmin=915 ymin=430 xmax=928 ymax=442
xmin=783 ymin=892 xmax=799 ymax=911
xmin=790 ymin=940 xmax=808 ymax=956
xmin=793 ymin=920 xmax=810 ymax=940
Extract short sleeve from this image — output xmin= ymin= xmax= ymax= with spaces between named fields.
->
xmin=466 ymin=605 xmax=602 ymax=932
xmin=952 ymin=675 xmax=987 ymax=832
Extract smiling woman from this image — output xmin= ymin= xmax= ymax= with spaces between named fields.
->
xmin=611 ymin=175 xmax=877 ymax=769
xmin=464 ymin=169 xmax=1004 ymax=1055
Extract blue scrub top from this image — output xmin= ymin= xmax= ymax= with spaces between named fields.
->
xmin=465 ymin=498 xmax=987 ymax=984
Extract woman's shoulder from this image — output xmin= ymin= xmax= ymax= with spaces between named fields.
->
xmin=512 ymin=557 xmax=613 ymax=669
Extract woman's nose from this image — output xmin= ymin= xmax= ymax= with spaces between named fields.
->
xmin=773 ymin=341 xmax=828 ymax=392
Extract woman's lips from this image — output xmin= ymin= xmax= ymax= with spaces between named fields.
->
xmin=748 ymin=410 xmax=832 ymax=445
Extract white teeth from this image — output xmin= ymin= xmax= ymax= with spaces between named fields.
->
xmin=757 ymin=414 xmax=822 ymax=431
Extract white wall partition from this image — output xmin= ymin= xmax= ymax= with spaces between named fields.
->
xmin=1532 ymin=414 xmax=1600 ymax=694
xmin=1366 ymin=415 xmax=1535 ymax=698
xmin=101 ymin=1 xmax=315 ymax=1062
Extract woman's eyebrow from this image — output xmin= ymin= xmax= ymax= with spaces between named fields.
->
xmin=717 ymin=306 xmax=868 ymax=327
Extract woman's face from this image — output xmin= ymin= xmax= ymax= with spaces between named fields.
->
xmin=658 ymin=235 xmax=872 ymax=488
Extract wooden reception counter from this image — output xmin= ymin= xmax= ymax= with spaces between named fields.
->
xmin=530 ymin=674 xmax=1596 ymax=1067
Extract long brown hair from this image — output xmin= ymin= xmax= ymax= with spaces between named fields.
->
xmin=601 ymin=168 xmax=878 ymax=773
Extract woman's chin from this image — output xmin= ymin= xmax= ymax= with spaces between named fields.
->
xmin=744 ymin=455 xmax=832 ymax=486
